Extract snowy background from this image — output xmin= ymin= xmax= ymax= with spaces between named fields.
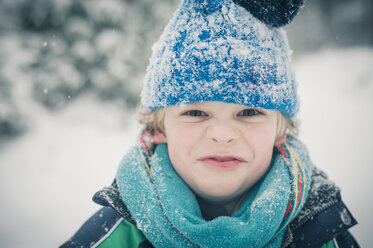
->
xmin=0 ymin=0 xmax=372 ymax=247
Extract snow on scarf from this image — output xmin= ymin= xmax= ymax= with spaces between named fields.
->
xmin=116 ymin=132 xmax=311 ymax=248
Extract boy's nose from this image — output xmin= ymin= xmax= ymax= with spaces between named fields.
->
xmin=206 ymin=121 xmax=238 ymax=144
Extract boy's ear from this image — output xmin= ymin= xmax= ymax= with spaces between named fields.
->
xmin=274 ymin=135 xmax=287 ymax=146
xmin=153 ymin=128 xmax=167 ymax=144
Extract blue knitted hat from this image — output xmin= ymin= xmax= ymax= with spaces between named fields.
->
xmin=141 ymin=0 xmax=302 ymax=117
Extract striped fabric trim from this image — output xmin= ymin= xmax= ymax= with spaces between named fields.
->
xmin=276 ymin=143 xmax=308 ymax=235
xmin=140 ymin=128 xmax=152 ymax=177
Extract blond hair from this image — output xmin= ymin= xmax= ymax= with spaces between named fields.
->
xmin=137 ymin=104 xmax=297 ymax=140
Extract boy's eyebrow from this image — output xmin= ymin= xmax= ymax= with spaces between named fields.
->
xmin=179 ymin=103 xmax=200 ymax=107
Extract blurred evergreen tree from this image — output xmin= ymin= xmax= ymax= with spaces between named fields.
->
xmin=0 ymin=76 xmax=25 ymax=139
xmin=287 ymin=0 xmax=373 ymax=52
xmin=0 ymin=0 xmax=179 ymax=110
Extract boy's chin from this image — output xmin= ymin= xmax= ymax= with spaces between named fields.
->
xmin=194 ymin=188 xmax=246 ymax=205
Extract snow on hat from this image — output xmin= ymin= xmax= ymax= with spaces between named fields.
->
xmin=141 ymin=0 xmax=303 ymax=117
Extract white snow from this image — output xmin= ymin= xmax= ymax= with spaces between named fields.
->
xmin=0 ymin=96 xmax=138 ymax=247
xmin=0 ymin=47 xmax=372 ymax=247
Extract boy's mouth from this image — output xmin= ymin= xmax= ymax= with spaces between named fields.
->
xmin=198 ymin=155 xmax=245 ymax=168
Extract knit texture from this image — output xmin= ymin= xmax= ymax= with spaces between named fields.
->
xmin=115 ymin=134 xmax=311 ymax=248
xmin=141 ymin=0 xmax=299 ymax=117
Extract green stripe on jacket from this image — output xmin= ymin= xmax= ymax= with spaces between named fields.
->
xmin=97 ymin=218 xmax=147 ymax=248
xmin=320 ymin=240 xmax=336 ymax=248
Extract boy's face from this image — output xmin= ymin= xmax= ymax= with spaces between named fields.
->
xmin=154 ymin=102 xmax=286 ymax=205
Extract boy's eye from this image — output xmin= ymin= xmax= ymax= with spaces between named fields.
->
xmin=182 ymin=110 xmax=207 ymax=117
xmin=238 ymin=108 xmax=262 ymax=117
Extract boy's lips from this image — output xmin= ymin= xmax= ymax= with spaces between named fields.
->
xmin=198 ymin=155 xmax=246 ymax=168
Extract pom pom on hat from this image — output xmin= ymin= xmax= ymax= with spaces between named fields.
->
xmin=141 ymin=0 xmax=300 ymax=117
xmin=233 ymin=0 xmax=305 ymax=27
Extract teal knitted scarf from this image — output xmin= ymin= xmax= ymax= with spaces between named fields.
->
xmin=116 ymin=133 xmax=312 ymax=248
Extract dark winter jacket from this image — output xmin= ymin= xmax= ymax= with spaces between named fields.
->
xmin=60 ymin=166 xmax=358 ymax=248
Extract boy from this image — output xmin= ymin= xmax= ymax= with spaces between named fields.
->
xmin=61 ymin=0 xmax=359 ymax=247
